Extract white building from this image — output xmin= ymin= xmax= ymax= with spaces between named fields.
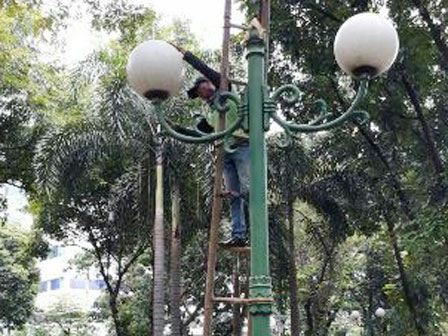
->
xmin=0 ymin=186 xmax=106 ymax=313
xmin=33 ymin=242 xmax=109 ymax=336
xmin=36 ymin=243 xmax=106 ymax=312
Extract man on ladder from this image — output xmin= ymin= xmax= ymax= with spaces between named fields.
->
xmin=170 ymin=45 xmax=249 ymax=247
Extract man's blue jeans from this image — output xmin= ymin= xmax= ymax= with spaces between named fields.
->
xmin=223 ymin=141 xmax=249 ymax=239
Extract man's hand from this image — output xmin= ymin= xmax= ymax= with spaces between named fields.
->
xmin=169 ymin=42 xmax=186 ymax=55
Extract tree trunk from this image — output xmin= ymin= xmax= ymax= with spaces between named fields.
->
xmin=402 ymin=75 xmax=444 ymax=175
xmin=304 ymin=299 xmax=313 ymax=336
xmin=401 ymin=75 xmax=446 ymax=201
xmin=170 ymin=181 xmax=182 ymax=336
xmin=153 ymin=142 xmax=165 ymax=336
xmin=411 ymin=0 xmax=448 ymax=72
xmin=287 ymin=200 xmax=300 ymax=336
xmin=384 ymin=214 xmax=427 ymax=336
xmin=87 ymin=225 xmax=126 ymax=336
xmin=356 ymin=122 xmax=414 ymax=219
xmin=109 ymin=294 xmax=124 ymax=336
xmin=330 ymin=77 xmax=414 ymax=219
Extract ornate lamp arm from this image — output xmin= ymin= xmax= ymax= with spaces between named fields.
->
xmin=269 ymin=78 xmax=369 ymax=134
xmin=153 ymin=92 xmax=245 ymax=144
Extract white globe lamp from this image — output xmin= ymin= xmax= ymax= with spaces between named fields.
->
xmin=334 ymin=12 xmax=399 ymax=78
xmin=127 ymin=40 xmax=184 ymax=100
xmin=375 ymin=307 xmax=386 ymax=318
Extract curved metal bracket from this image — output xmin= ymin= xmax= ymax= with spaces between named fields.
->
xmin=268 ymin=79 xmax=369 ymax=134
xmin=277 ymin=124 xmax=294 ymax=148
xmin=213 ymin=91 xmax=242 ymax=113
xmin=223 ymin=136 xmax=239 ymax=153
xmin=153 ymin=92 xmax=244 ymax=144
xmin=271 ymin=84 xmax=302 ymax=105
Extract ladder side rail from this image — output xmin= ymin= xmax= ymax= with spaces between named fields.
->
xmin=202 ymin=0 xmax=233 ymax=335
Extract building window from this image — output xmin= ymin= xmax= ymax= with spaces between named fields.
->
xmin=50 ymin=278 xmax=63 ymax=290
xmin=89 ymin=280 xmax=106 ymax=290
xmin=39 ymin=281 xmax=48 ymax=293
xmin=70 ymin=279 xmax=87 ymax=289
xmin=47 ymin=246 xmax=63 ymax=259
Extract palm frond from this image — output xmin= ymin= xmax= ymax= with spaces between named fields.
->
xmin=34 ymin=121 xmax=107 ymax=194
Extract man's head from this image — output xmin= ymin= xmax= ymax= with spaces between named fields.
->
xmin=188 ymin=77 xmax=216 ymax=101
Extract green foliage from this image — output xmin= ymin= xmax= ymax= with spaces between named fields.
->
xmin=116 ymin=258 xmax=152 ymax=336
xmin=0 ymin=0 xmax=73 ymax=191
xmin=14 ymin=301 xmax=99 ymax=336
xmin=0 ymin=225 xmax=41 ymax=329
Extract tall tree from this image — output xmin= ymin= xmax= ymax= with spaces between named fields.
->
xmin=152 ymin=138 xmax=165 ymax=336
xmin=169 ymin=180 xmax=182 ymax=336
xmin=0 ymin=225 xmax=44 ymax=331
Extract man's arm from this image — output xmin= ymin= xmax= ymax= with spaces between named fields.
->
xmin=171 ymin=45 xmax=230 ymax=91
xmin=167 ymin=116 xmax=214 ymax=136
xmin=183 ymin=51 xmax=222 ymax=89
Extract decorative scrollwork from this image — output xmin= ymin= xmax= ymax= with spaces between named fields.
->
xmin=153 ymin=95 xmax=245 ymax=144
xmin=263 ymin=100 xmax=276 ymax=115
xmin=277 ymin=124 xmax=293 ymax=148
xmin=193 ymin=120 xmax=213 ymax=136
xmin=239 ymin=99 xmax=249 ymax=132
xmin=269 ymin=79 xmax=369 ymax=134
xmin=271 ymin=84 xmax=302 ymax=105
xmin=309 ymin=99 xmax=332 ymax=126
xmin=213 ymin=91 xmax=242 ymax=112
xmin=222 ymin=136 xmax=238 ymax=154
xmin=314 ymin=99 xmax=328 ymax=117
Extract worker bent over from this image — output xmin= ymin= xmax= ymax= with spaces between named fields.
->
xmin=171 ymin=45 xmax=248 ymax=247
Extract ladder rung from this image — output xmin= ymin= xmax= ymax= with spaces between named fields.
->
xmin=218 ymin=245 xmax=251 ymax=253
xmin=226 ymin=23 xmax=248 ymax=30
xmin=213 ymin=297 xmax=274 ymax=305
xmin=229 ymin=78 xmax=248 ymax=86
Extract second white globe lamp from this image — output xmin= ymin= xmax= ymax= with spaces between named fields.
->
xmin=334 ymin=12 xmax=399 ymax=78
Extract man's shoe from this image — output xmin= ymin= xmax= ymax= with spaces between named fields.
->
xmin=220 ymin=237 xmax=238 ymax=247
xmin=239 ymin=191 xmax=249 ymax=202
xmin=220 ymin=191 xmax=235 ymax=201
xmin=220 ymin=190 xmax=241 ymax=199
xmin=233 ymin=237 xmax=248 ymax=247
xmin=220 ymin=236 xmax=247 ymax=247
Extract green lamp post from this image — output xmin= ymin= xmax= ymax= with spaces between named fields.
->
xmin=127 ymin=12 xmax=399 ymax=336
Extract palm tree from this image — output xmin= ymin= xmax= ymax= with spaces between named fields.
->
xmin=169 ymin=180 xmax=182 ymax=336
xmin=34 ymin=48 xmax=156 ymax=336
xmin=153 ymin=138 xmax=166 ymax=335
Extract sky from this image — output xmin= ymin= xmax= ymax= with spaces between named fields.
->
xmin=1 ymin=185 xmax=33 ymax=229
xmin=146 ymin=0 xmax=245 ymax=49
xmin=60 ymin=0 xmax=245 ymax=64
